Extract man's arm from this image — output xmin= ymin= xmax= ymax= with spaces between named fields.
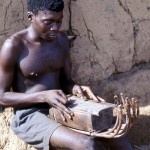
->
xmin=59 ymin=33 xmax=99 ymax=101
xmin=59 ymin=33 xmax=76 ymax=94
xmin=0 ymin=38 xmax=45 ymax=108
xmin=0 ymin=38 xmax=72 ymax=117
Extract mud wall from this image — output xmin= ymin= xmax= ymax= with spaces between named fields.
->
xmin=0 ymin=0 xmax=150 ymax=149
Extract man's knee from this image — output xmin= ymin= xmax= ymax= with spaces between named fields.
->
xmin=73 ymin=136 xmax=96 ymax=150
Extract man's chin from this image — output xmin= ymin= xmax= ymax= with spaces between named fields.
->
xmin=41 ymin=35 xmax=57 ymax=41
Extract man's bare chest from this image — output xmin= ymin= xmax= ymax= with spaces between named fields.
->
xmin=19 ymin=45 xmax=65 ymax=77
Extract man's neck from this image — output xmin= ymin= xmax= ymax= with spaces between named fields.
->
xmin=27 ymin=25 xmax=43 ymax=42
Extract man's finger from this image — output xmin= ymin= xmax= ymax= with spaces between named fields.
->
xmin=74 ymin=86 xmax=84 ymax=97
xmin=81 ymin=86 xmax=98 ymax=101
xmin=97 ymin=96 xmax=105 ymax=102
xmin=57 ymin=109 xmax=73 ymax=121
xmin=57 ymin=109 xmax=66 ymax=121
xmin=58 ymin=90 xmax=68 ymax=100
xmin=54 ymin=100 xmax=73 ymax=116
xmin=63 ymin=111 xmax=73 ymax=120
xmin=56 ymin=94 xmax=68 ymax=104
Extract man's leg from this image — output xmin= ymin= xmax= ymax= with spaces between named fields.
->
xmin=50 ymin=126 xmax=97 ymax=150
xmin=50 ymin=126 xmax=133 ymax=150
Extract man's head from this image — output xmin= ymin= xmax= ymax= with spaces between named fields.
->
xmin=27 ymin=0 xmax=64 ymax=40
xmin=27 ymin=0 xmax=64 ymax=15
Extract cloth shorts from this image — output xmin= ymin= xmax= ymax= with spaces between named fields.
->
xmin=11 ymin=106 xmax=61 ymax=150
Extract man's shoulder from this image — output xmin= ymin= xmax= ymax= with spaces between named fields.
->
xmin=9 ymin=29 xmax=27 ymax=44
xmin=3 ymin=29 xmax=27 ymax=49
xmin=0 ymin=29 xmax=28 ymax=63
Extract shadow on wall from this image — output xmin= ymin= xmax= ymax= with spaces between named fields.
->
xmin=93 ymin=62 xmax=150 ymax=107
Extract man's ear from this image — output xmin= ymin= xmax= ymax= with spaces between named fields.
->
xmin=27 ymin=12 xmax=34 ymax=22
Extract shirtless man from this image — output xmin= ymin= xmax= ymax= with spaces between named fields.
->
xmin=0 ymin=0 xmax=133 ymax=150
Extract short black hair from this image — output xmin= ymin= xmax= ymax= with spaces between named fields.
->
xmin=27 ymin=0 xmax=64 ymax=14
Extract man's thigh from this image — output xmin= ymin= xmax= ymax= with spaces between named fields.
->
xmin=50 ymin=126 xmax=133 ymax=150
xmin=50 ymin=126 xmax=97 ymax=150
xmin=11 ymin=108 xmax=61 ymax=150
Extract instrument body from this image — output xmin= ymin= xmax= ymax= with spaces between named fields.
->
xmin=49 ymin=95 xmax=139 ymax=138
xmin=49 ymin=96 xmax=115 ymax=132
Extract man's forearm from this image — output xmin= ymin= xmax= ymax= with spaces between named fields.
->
xmin=0 ymin=91 xmax=45 ymax=108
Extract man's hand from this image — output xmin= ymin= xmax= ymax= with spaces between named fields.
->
xmin=42 ymin=90 xmax=73 ymax=121
xmin=72 ymin=85 xmax=99 ymax=102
